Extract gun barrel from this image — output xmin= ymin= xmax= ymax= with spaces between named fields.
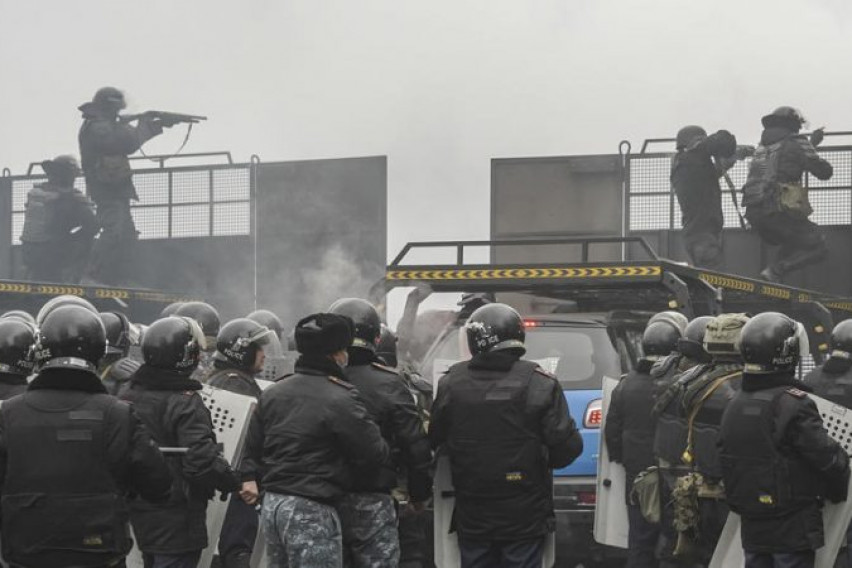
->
xmin=119 ymin=111 xmax=207 ymax=123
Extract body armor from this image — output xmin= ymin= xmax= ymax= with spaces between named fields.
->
xmin=442 ymin=360 xmax=550 ymax=525
xmin=0 ymin=391 xmax=132 ymax=567
xmin=720 ymin=387 xmax=823 ymax=517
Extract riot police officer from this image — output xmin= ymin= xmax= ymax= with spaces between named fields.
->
xmin=329 ymin=298 xmax=433 ymax=567
xmin=175 ymin=301 xmax=221 ymax=382
xmin=78 ymin=87 xmax=174 ymax=285
xmin=20 ymin=155 xmax=98 ymax=283
xmin=430 ymin=303 xmax=583 ymax=568
xmin=0 ymin=318 xmax=36 ymax=399
xmin=671 ymin=126 xmax=738 ymax=270
xmin=654 ymin=313 xmax=749 ymax=566
xmin=742 ymin=107 xmax=834 ymax=282
xmin=121 ymin=316 xmax=241 ymax=568
xmin=606 ymin=318 xmax=682 ymax=568
xmin=803 ymin=318 xmax=852 ymax=566
xmin=0 ymin=305 xmax=172 ymax=568
xmin=720 ymin=312 xmax=850 ymax=568
xmin=207 ymin=317 xmax=276 ymax=568
xmin=239 ymin=313 xmax=390 ymax=568
xmin=98 ymin=311 xmax=141 ymax=395
xmin=651 ymin=316 xmax=714 ymax=396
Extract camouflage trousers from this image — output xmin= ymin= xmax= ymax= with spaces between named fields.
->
xmin=337 ymin=492 xmax=400 ymax=568
xmin=261 ymin=492 xmax=343 ymax=568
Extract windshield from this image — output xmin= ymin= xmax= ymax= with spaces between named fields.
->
xmin=425 ymin=323 xmax=621 ymax=390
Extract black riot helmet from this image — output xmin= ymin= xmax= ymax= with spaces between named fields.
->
xmin=739 ymin=312 xmax=804 ymax=374
xmin=36 ymin=295 xmax=98 ymax=327
xmin=648 ymin=311 xmax=689 ymax=336
xmin=142 ymin=316 xmax=205 ymax=374
xmin=174 ymin=302 xmax=220 ymax=348
xmin=465 ymin=303 xmax=525 ymax=356
xmin=830 ymin=319 xmax=852 ymax=359
xmin=0 ymin=319 xmax=37 ymax=376
xmin=215 ymin=318 xmax=275 ymax=371
xmin=35 ymin=305 xmax=106 ymax=373
xmin=377 ymin=324 xmax=399 ymax=367
xmin=328 ymin=298 xmax=382 ymax=351
xmin=1 ymin=310 xmax=36 ymax=326
xmin=677 ymin=316 xmax=713 ymax=363
xmin=99 ymin=311 xmax=134 ymax=357
xmin=246 ymin=309 xmax=284 ymax=339
xmin=761 ymin=106 xmax=806 ymax=131
xmin=92 ymin=86 xmax=126 ymax=111
xmin=676 ymin=125 xmax=707 ymax=151
xmin=642 ymin=321 xmax=682 ymax=359
xmin=160 ymin=302 xmax=185 ymax=318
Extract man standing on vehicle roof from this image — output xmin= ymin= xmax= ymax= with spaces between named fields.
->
xmin=671 ymin=125 xmax=740 ymax=271
xmin=720 ymin=312 xmax=849 ymax=568
xmin=606 ymin=318 xmax=683 ymax=568
xmin=79 ymin=87 xmax=176 ymax=285
xmin=742 ymin=106 xmax=833 ymax=282
xmin=430 ymin=303 xmax=583 ymax=568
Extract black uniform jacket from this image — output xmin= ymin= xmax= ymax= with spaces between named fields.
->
xmin=0 ymin=368 xmax=172 ymax=568
xmin=345 ymin=348 xmax=433 ymax=501
xmin=207 ymin=362 xmax=263 ymax=399
xmin=720 ymin=372 xmax=850 ymax=553
xmin=671 ymin=130 xmax=736 ymax=236
xmin=121 ymin=364 xmax=240 ymax=554
xmin=239 ymin=355 xmax=390 ymax=503
xmin=430 ymin=349 xmax=583 ymax=540
xmin=605 ymin=358 xmax=658 ymax=478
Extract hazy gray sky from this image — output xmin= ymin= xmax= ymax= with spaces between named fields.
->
xmin=2 ymin=0 xmax=851 ymax=259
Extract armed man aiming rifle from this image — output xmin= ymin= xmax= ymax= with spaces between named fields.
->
xmin=78 ymin=86 xmax=206 ymax=286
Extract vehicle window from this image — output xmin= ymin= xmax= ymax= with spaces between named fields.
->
xmin=425 ymin=324 xmax=620 ymax=390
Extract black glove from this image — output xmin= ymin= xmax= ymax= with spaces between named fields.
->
xmin=810 ymin=128 xmax=825 ymax=147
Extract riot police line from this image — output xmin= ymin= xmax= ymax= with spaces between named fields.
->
xmin=600 ymin=310 xmax=852 ymax=568
xmin=0 ymin=294 xmax=586 ymax=568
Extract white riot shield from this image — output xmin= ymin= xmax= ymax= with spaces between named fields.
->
xmin=710 ymin=394 xmax=852 ymax=568
xmin=593 ymin=376 xmax=629 ymax=548
xmin=126 ymin=386 xmax=256 ymax=568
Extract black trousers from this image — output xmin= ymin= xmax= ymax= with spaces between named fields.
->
xmin=683 ymin=228 xmax=724 ymax=271
xmin=457 ymin=537 xmax=544 ymax=568
xmin=627 ymin=499 xmax=661 ymax=568
xmin=88 ymin=196 xmax=138 ymax=285
xmin=749 ymin=210 xmax=827 ymax=277
xmin=217 ymin=495 xmax=259 ymax=566
xmin=745 ymin=550 xmax=814 ymax=568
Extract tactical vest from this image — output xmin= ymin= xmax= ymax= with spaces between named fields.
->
xmin=443 ymin=360 xmax=549 ymax=504
xmin=654 ymin=364 xmax=705 ymax=465
xmin=19 ymin=186 xmax=61 ymax=243
xmin=742 ymin=141 xmax=783 ymax=208
xmin=0 ymin=392 xmax=132 ymax=565
xmin=720 ymin=387 xmax=823 ymax=517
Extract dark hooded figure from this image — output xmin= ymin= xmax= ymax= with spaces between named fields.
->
xmin=670 ymin=126 xmax=737 ymax=271
xmin=741 ymin=106 xmax=833 ymax=282
xmin=20 ymin=155 xmax=98 ymax=283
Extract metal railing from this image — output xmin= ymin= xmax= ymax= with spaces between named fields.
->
xmin=6 ymin=154 xmax=252 ymax=245
xmin=627 ymin=133 xmax=852 ymax=232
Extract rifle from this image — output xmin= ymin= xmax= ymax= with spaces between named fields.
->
xmin=120 ymin=110 xmax=207 ymax=125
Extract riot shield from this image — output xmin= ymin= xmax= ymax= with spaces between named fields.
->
xmin=593 ymin=376 xmax=629 ymax=548
xmin=126 ymin=386 xmax=257 ymax=568
xmin=709 ymin=394 xmax=852 ymax=568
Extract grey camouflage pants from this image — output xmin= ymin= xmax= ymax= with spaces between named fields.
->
xmin=337 ymin=492 xmax=400 ymax=568
xmin=261 ymin=492 xmax=343 ymax=568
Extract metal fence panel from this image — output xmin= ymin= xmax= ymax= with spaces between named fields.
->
xmin=627 ymin=147 xmax=852 ymax=232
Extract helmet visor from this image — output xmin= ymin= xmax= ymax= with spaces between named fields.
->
xmin=177 ymin=316 xmax=208 ymax=351
xmin=249 ymin=327 xmax=282 ymax=357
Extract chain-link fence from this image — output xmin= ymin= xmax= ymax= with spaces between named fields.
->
xmin=627 ymin=145 xmax=852 ymax=232
xmin=9 ymin=164 xmax=251 ymax=244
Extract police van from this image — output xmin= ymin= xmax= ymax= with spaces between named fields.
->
xmin=374 ymin=236 xmax=852 ymax=567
